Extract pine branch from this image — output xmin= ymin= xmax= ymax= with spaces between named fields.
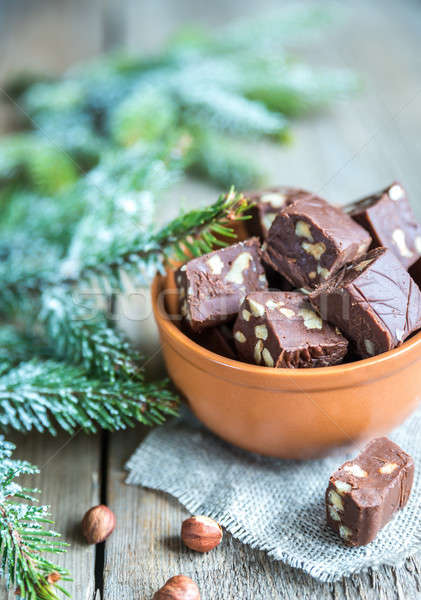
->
xmin=0 ymin=437 xmax=69 ymax=599
xmin=0 ymin=327 xmax=42 ymax=367
xmin=76 ymin=188 xmax=251 ymax=287
xmin=154 ymin=187 xmax=251 ymax=261
xmin=0 ymin=188 xmax=87 ymax=249
xmin=0 ymin=134 xmax=79 ymax=195
xmin=242 ymin=62 xmax=360 ymax=116
xmin=61 ymin=137 xmax=190 ymax=282
xmin=188 ymin=128 xmax=264 ymax=188
xmin=40 ymin=287 xmax=143 ymax=382
xmin=0 ymin=138 xmax=188 ymax=310
xmin=177 ymin=85 xmax=288 ymax=137
xmin=110 ymin=85 xmax=178 ymax=147
xmin=0 ymin=360 xmax=179 ymax=435
xmin=0 ymin=239 xmax=59 ymax=317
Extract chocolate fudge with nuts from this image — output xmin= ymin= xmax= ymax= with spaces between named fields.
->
xmin=194 ymin=324 xmax=238 ymax=360
xmin=326 ymin=437 xmax=414 ymax=547
xmin=263 ymin=193 xmax=371 ymax=289
xmin=243 ymin=186 xmax=311 ymax=240
xmin=175 ymin=238 xmax=267 ymax=332
xmin=233 ymin=291 xmax=348 ymax=368
xmin=409 ymin=257 xmax=421 ymax=291
xmin=345 ymin=182 xmax=421 ymax=269
xmin=311 ymin=247 xmax=421 ymax=358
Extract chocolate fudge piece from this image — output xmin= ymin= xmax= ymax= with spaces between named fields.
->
xmin=409 ymin=257 xmax=421 ymax=291
xmin=311 ymin=247 xmax=421 ymax=358
xmin=264 ymin=193 xmax=371 ymax=289
xmin=176 ymin=238 xmax=267 ymax=332
xmin=264 ymin=264 xmax=294 ymax=292
xmin=195 ymin=324 xmax=238 ymax=360
xmin=345 ymin=182 xmax=421 ymax=268
xmin=326 ymin=437 xmax=414 ymax=547
xmin=233 ymin=291 xmax=348 ymax=368
xmin=243 ymin=186 xmax=310 ymax=240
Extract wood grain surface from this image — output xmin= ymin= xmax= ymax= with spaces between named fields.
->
xmin=1 ymin=0 xmax=421 ymax=598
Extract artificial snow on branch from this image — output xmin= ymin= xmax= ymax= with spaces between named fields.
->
xmin=0 ymin=437 xmax=69 ymax=599
xmin=76 ymin=187 xmax=250 ymax=287
xmin=0 ymin=358 xmax=178 ymax=434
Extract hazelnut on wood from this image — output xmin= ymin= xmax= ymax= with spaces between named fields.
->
xmin=181 ymin=515 xmax=223 ymax=552
xmin=153 ymin=575 xmax=200 ymax=600
xmin=81 ymin=504 xmax=116 ymax=544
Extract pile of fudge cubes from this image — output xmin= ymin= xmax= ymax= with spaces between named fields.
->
xmin=175 ymin=183 xmax=421 ymax=368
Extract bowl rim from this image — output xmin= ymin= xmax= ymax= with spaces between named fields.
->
xmin=152 ymin=275 xmax=421 ymax=380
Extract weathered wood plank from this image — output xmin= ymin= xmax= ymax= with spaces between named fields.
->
xmin=0 ymin=0 xmax=103 ymax=82
xmin=0 ymin=431 xmax=101 ymax=600
xmin=0 ymin=0 xmax=103 ymax=135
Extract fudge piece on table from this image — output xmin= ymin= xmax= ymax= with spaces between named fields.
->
xmin=326 ymin=437 xmax=414 ymax=547
xmin=311 ymin=247 xmax=421 ymax=359
xmin=264 ymin=193 xmax=371 ymax=289
xmin=233 ymin=291 xmax=348 ymax=368
xmin=243 ymin=186 xmax=311 ymax=240
xmin=345 ymin=182 xmax=421 ymax=268
xmin=176 ymin=238 xmax=267 ymax=332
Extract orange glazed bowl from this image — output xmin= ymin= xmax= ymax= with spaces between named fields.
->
xmin=152 ymin=275 xmax=421 ymax=459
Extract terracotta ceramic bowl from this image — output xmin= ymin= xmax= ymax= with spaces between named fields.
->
xmin=152 ymin=275 xmax=421 ymax=459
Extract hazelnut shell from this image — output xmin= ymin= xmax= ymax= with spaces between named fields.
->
xmin=153 ymin=575 xmax=200 ymax=600
xmin=81 ymin=504 xmax=116 ymax=544
xmin=181 ymin=515 xmax=223 ymax=552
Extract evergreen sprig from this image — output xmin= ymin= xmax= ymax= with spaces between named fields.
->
xmin=155 ymin=187 xmax=251 ymax=261
xmin=188 ymin=128 xmax=265 ymax=188
xmin=0 ymin=437 xmax=69 ymax=599
xmin=0 ymin=360 xmax=178 ymax=434
xmin=0 ymin=328 xmax=44 ymax=372
xmin=76 ymin=188 xmax=251 ymax=287
xmin=0 ymin=239 xmax=59 ymax=317
xmin=0 ymin=187 xmax=249 ymax=438
xmin=40 ymin=287 xmax=143 ymax=381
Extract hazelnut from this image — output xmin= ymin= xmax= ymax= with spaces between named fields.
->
xmin=181 ymin=515 xmax=223 ymax=553
xmin=392 ymin=228 xmax=413 ymax=258
xmin=254 ymin=340 xmax=263 ymax=364
xmin=207 ymin=254 xmax=224 ymax=275
xmin=81 ymin=504 xmax=116 ymax=544
xmin=262 ymin=347 xmax=274 ymax=367
xmin=234 ymin=331 xmax=246 ymax=343
xmin=153 ymin=575 xmax=200 ymax=600
xmin=254 ymin=325 xmax=268 ymax=340
xmin=225 ymin=252 xmax=252 ymax=284
xmin=297 ymin=308 xmax=322 ymax=330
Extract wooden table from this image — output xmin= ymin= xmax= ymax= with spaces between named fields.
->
xmin=2 ymin=0 xmax=421 ymax=598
